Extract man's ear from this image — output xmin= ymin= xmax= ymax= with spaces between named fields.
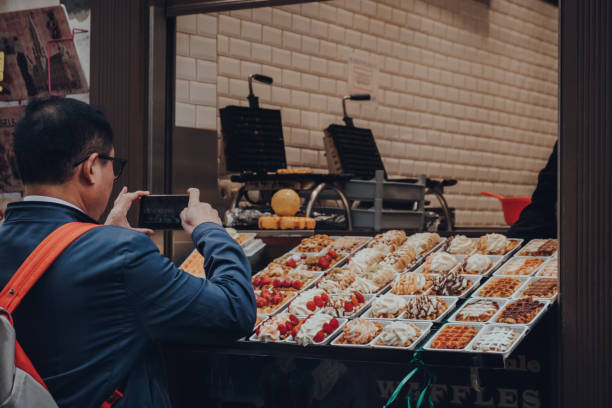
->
xmin=78 ymin=153 xmax=98 ymax=185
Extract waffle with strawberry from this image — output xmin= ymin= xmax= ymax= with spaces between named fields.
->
xmin=296 ymin=234 xmax=334 ymax=253
xmin=288 ymin=288 xmax=331 ymax=315
xmin=335 ymin=318 xmax=383 ymax=345
xmin=317 ymin=267 xmax=357 ymax=294
xmin=321 ymin=291 xmax=367 ymax=317
xmin=255 ymin=288 xmax=294 ymax=314
xmin=253 ymin=312 xmax=301 ymax=342
xmin=302 ymin=249 xmax=342 ymax=271
xmin=252 ymin=274 xmax=304 ymax=291
xmin=294 ymin=313 xmax=340 ymax=346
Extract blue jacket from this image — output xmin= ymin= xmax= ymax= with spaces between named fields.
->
xmin=0 ymin=202 xmax=256 ymax=407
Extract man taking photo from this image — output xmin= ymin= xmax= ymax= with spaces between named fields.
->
xmin=0 ymin=97 xmax=256 ymax=407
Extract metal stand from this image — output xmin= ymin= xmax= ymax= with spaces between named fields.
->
xmin=304 ymin=183 xmax=353 ymax=231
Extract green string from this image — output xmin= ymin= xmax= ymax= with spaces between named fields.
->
xmin=383 ymin=350 xmax=436 ymax=408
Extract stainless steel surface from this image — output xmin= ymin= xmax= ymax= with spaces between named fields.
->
xmin=304 ymin=182 xmax=352 ymax=231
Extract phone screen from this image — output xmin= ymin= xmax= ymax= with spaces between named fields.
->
xmin=138 ymin=195 xmax=189 ymax=230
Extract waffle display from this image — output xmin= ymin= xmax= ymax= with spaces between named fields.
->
xmin=431 ymin=324 xmax=479 ymax=349
xmin=428 ymin=271 xmax=473 ymax=296
xmin=348 ymin=277 xmax=383 ymax=294
xmin=256 ymin=289 xmax=294 ymax=314
xmin=404 ymin=295 xmax=448 ymax=320
xmin=288 ymin=288 xmax=330 ymax=315
xmin=375 ymin=322 xmax=422 ymax=347
xmin=403 ymin=232 xmax=441 ymax=255
xmin=380 ymin=246 xmax=418 ymax=272
xmin=497 ymin=258 xmax=544 ymax=276
xmin=472 ymin=326 xmax=522 ymax=352
xmin=295 ymin=313 xmax=340 ymax=345
xmin=455 ymin=300 xmax=500 ymax=322
xmin=421 ymin=252 xmax=458 ymax=274
xmin=296 ymin=234 xmax=334 ymax=253
xmin=446 ymin=235 xmax=476 ymax=254
xmin=456 ymin=254 xmax=493 ymax=275
xmin=355 ymin=264 xmax=396 ymax=292
xmin=180 ymin=250 xmax=205 ymax=278
xmin=335 ymin=318 xmax=382 ymax=345
xmin=518 ymin=239 xmax=558 ymax=257
xmin=259 ymin=262 xmax=289 ymax=278
xmin=497 ymin=298 xmax=545 ymax=324
xmin=477 ymin=277 xmax=524 ymax=298
xmin=330 ymin=237 xmax=368 ymax=254
xmin=391 ymin=273 xmax=434 ymax=295
xmin=253 ymin=312 xmax=301 ymax=342
xmin=476 ymin=234 xmax=518 ymax=255
xmin=321 ymin=291 xmax=367 ymax=317
xmin=518 ymin=278 xmax=558 ymax=299
xmin=317 ymin=267 xmax=357 ymax=294
xmin=252 ymin=274 xmax=305 ymax=291
xmin=301 ymin=249 xmax=342 ymax=271
xmin=367 ymin=230 xmax=407 ymax=251
xmin=348 ymin=247 xmax=387 ymax=272
xmin=369 ymin=294 xmax=406 ymax=318
xmin=538 ymin=259 xmax=558 ymax=278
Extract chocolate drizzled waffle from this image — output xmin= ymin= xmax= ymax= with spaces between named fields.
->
xmin=518 ymin=239 xmax=559 ymax=257
xmin=478 ymin=277 xmax=523 ymax=298
xmin=519 ymin=278 xmax=559 ymax=298
xmin=404 ymin=295 xmax=448 ymax=320
xmin=497 ymin=298 xmax=545 ymax=324
xmin=456 ymin=300 xmax=500 ymax=322
xmin=429 ymin=271 xmax=472 ymax=296
xmin=431 ymin=324 xmax=479 ymax=349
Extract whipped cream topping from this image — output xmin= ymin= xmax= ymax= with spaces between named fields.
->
xmin=341 ymin=318 xmax=380 ymax=344
xmin=361 ymin=264 xmax=396 ymax=287
xmin=321 ymin=292 xmax=362 ymax=317
xmin=480 ymin=233 xmax=509 ymax=253
xmin=403 ymin=233 xmax=440 ymax=254
xmin=317 ymin=279 xmax=344 ymax=294
xmin=349 ymin=247 xmax=386 ymax=272
xmin=257 ymin=313 xmax=292 ymax=342
xmin=429 ymin=252 xmax=458 ymax=273
xmin=392 ymin=273 xmax=427 ymax=294
xmin=288 ymin=288 xmax=326 ymax=315
xmin=448 ymin=235 xmax=476 ymax=254
xmin=378 ymin=321 xmax=420 ymax=346
xmin=349 ymin=277 xmax=380 ymax=294
xmin=295 ymin=313 xmax=334 ymax=346
xmin=370 ymin=294 xmax=405 ymax=317
xmin=464 ymin=254 xmax=491 ymax=274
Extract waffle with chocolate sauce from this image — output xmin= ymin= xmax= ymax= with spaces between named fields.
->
xmin=478 ymin=277 xmax=524 ymax=298
xmin=518 ymin=239 xmax=559 ymax=257
xmin=455 ymin=300 xmax=500 ymax=322
xmin=404 ymin=295 xmax=448 ymax=320
xmin=431 ymin=324 xmax=479 ymax=349
xmin=496 ymin=298 xmax=545 ymax=324
xmin=519 ymin=278 xmax=559 ymax=298
xmin=428 ymin=271 xmax=473 ymax=296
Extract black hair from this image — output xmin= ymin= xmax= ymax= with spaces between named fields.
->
xmin=13 ymin=97 xmax=113 ymax=185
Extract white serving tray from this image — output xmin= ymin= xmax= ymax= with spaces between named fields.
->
xmin=447 ymin=298 xmax=509 ymax=324
xmin=466 ymin=324 xmax=530 ymax=358
xmin=493 ymin=256 xmax=549 ymax=277
xmin=422 ymin=322 xmax=484 ymax=352
xmin=490 ymin=298 xmax=552 ymax=327
xmin=369 ymin=320 xmax=433 ymax=351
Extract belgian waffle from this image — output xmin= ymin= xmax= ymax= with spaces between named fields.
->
xmin=428 ymin=271 xmax=472 ymax=296
xmin=431 ymin=324 xmax=479 ymax=349
xmin=374 ymin=322 xmax=421 ymax=347
xmin=404 ymin=295 xmax=448 ymax=320
xmin=296 ymin=234 xmax=334 ymax=252
xmin=538 ymin=259 xmax=558 ymax=278
xmin=519 ymin=278 xmax=558 ymax=298
xmin=330 ymin=237 xmax=367 ymax=254
xmin=478 ymin=277 xmax=523 ymax=298
xmin=518 ymin=239 xmax=558 ymax=257
xmin=497 ymin=298 xmax=544 ymax=324
xmin=380 ymin=246 xmax=418 ymax=272
xmin=180 ymin=250 xmax=205 ymax=278
xmin=497 ymin=258 xmax=544 ymax=276
xmin=335 ymin=319 xmax=383 ymax=345
xmin=391 ymin=273 xmax=434 ymax=295
xmin=456 ymin=300 xmax=500 ymax=322
xmin=472 ymin=326 xmax=521 ymax=352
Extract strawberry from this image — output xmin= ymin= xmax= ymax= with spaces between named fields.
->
xmin=285 ymin=321 xmax=293 ymax=330
xmin=344 ymin=301 xmax=354 ymax=312
xmin=306 ymin=301 xmax=316 ymax=311
xmin=278 ymin=324 xmax=287 ymax=335
xmin=321 ymin=293 xmax=329 ymax=303
xmin=318 ymin=257 xmax=330 ymax=269
xmin=261 ymin=276 xmax=272 ymax=285
xmin=256 ymin=298 xmax=266 ymax=308
xmin=252 ymin=276 xmax=260 ymax=286
xmin=255 ymin=326 xmax=261 ymax=335
xmin=273 ymin=278 xmax=282 ymax=288
xmin=323 ymin=322 xmax=333 ymax=334
xmin=292 ymin=280 xmax=303 ymax=290
xmin=272 ymin=295 xmax=282 ymax=304
xmin=283 ymin=278 xmax=292 ymax=288
xmin=301 ymin=254 xmax=307 ymax=259
xmin=286 ymin=258 xmax=297 ymax=268
xmin=313 ymin=330 xmax=326 ymax=343
xmin=355 ymin=292 xmax=365 ymax=303
xmin=291 ymin=327 xmax=299 ymax=338
xmin=328 ymin=249 xmax=339 ymax=259
xmin=289 ymin=315 xmax=300 ymax=325
xmin=351 ymin=294 xmax=359 ymax=306
xmin=329 ymin=318 xmax=339 ymax=330
xmin=314 ymin=296 xmax=324 ymax=307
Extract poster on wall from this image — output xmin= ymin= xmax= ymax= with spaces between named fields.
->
xmin=348 ymin=57 xmax=378 ymax=99
xmin=0 ymin=6 xmax=88 ymax=101
xmin=0 ymin=105 xmax=24 ymax=195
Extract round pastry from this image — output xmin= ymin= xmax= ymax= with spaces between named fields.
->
xmin=271 ymin=188 xmax=301 ymax=216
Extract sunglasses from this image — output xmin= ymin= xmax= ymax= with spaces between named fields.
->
xmin=73 ymin=153 xmax=127 ymax=181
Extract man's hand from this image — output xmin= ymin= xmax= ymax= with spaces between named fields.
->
xmin=180 ymin=188 xmax=222 ymax=237
xmin=105 ymin=186 xmax=154 ymax=236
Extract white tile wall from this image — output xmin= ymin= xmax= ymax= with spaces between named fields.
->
xmin=176 ymin=0 xmax=559 ymax=227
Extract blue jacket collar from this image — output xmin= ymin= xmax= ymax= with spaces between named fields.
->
xmin=4 ymin=201 xmax=99 ymax=224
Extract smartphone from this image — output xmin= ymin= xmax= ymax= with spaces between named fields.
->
xmin=138 ymin=194 xmax=189 ymax=230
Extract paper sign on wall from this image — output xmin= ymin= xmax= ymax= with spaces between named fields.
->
xmin=348 ymin=57 xmax=378 ymax=99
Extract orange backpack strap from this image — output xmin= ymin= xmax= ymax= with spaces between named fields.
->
xmin=0 ymin=222 xmax=99 ymax=314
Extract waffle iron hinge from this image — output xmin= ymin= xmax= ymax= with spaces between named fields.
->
xmin=342 ymin=94 xmax=371 ymax=127
xmin=247 ymin=74 xmax=273 ymax=109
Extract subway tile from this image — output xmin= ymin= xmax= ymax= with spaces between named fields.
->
xmin=196 ymin=106 xmax=216 ymax=130
xmin=291 ymin=90 xmax=310 ymax=108
xmin=190 ymin=35 xmax=216 ymax=60
xmin=175 ymin=79 xmax=189 ymax=103
xmin=272 ymin=48 xmax=292 ymax=67
xmin=229 ymin=38 xmax=251 ymax=59
xmin=197 ymin=60 xmax=216 ymax=83
xmin=252 ymin=43 xmax=272 ymax=64
xmin=282 ymin=69 xmax=301 ymax=88
xmin=218 ymin=15 xmax=241 ymax=37
xmin=311 ymin=20 xmax=329 ymax=39
xmin=217 ymin=35 xmax=229 ymax=54
xmin=310 ymin=57 xmax=327 ymax=75
xmin=272 ymin=86 xmax=291 ymax=105
xmin=283 ymin=31 xmax=302 ymax=51
xmin=175 ymin=102 xmax=195 ymax=127
xmin=292 ymin=52 xmax=310 ymax=71
xmin=252 ymin=7 xmax=272 ymax=24
xmin=272 ymin=9 xmax=293 ymax=29
xmin=218 ymin=56 xmax=240 ymax=77
xmin=177 ymin=15 xmax=196 ymax=34
xmin=228 ymin=79 xmax=248 ymax=98
xmin=197 ymin=14 xmax=217 ymax=37
xmin=302 ymin=36 xmax=320 ymax=55
xmin=176 ymin=56 xmax=196 ymax=80
xmin=263 ymin=26 xmax=282 ymax=46
xmin=176 ymin=33 xmax=189 ymax=56
xmin=240 ymin=61 xmax=261 ymax=79
xmin=241 ymin=21 xmax=262 ymax=42
xmin=190 ymin=82 xmax=216 ymax=106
